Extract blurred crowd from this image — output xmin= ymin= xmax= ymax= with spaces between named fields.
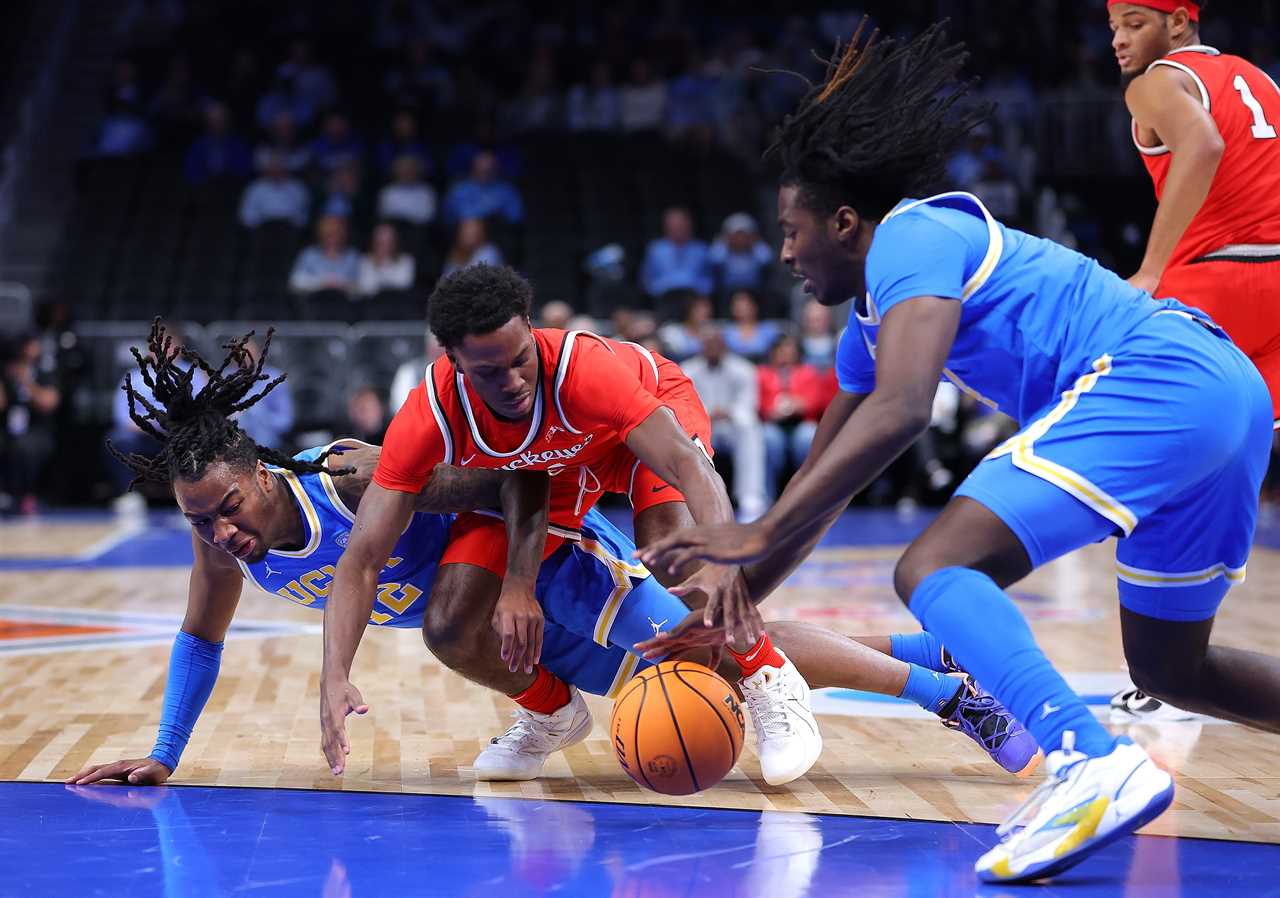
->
xmin=16 ymin=0 xmax=1279 ymax=513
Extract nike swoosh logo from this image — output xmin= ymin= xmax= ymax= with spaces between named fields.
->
xmin=462 ymin=454 xmax=477 ymax=466
xmin=650 ymin=484 xmax=672 ymax=494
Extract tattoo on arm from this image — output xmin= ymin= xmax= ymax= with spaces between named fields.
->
xmin=414 ymin=464 xmax=505 ymax=513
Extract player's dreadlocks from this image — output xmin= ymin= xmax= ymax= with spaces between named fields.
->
xmin=109 ymin=319 xmax=354 ymax=489
xmin=767 ymin=20 xmax=992 ymax=221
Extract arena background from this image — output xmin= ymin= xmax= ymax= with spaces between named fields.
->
xmin=0 ymin=0 xmax=1276 ymax=511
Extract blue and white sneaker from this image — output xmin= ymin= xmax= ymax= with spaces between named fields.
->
xmin=975 ymin=733 xmax=1175 ymax=884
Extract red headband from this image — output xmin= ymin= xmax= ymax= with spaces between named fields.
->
xmin=1107 ymin=0 xmax=1200 ymax=22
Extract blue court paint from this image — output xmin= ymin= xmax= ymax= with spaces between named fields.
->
xmin=8 ymin=782 xmax=1278 ymax=897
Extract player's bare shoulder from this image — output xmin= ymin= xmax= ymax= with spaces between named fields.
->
xmin=1126 ymin=62 xmax=1208 ymax=148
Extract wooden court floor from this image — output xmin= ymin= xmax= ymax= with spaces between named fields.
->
xmin=1 ymin=516 xmax=1277 ymax=845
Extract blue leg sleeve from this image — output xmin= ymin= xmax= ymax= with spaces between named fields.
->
xmin=911 ymin=567 xmax=1115 ymax=756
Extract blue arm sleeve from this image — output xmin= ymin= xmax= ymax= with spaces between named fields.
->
xmin=148 ymin=631 xmax=223 ymax=772
xmin=865 ymin=210 xmax=973 ymax=316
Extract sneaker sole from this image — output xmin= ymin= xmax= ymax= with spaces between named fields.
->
xmin=1010 ymin=749 xmax=1044 ymax=778
xmin=1109 ymin=708 xmax=1200 ymax=724
xmin=473 ymin=710 xmax=594 ymax=782
xmin=977 ymin=779 xmax=1175 ymax=884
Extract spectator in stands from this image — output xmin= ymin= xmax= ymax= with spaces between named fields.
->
xmin=359 ymin=223 xmax=416 ymax=296
xmin=256 ymin=72 xmax=316 ymax=132
xmin=390 ymin=331 xmax=444 ymax=414
xmin=445 ymin=121 xmax=525 ymax=182
xmin=92 ymin=59 xmax=152 ymax=157
xmin=441 ymin=150 xmax=524 ymax=226
xmin=310 ymin=111 xmax=364 ymax=174
xmin=799 ymin=299 xmax=837 ymax=369
xmin=641 ymin=207 xmax=713 ymax=302
xmin=620 ymin=58 xmax=667 ymax=132
xmin=239 ymin=152 xmax=310 ymax=228
xmin=682 ymin=327 xmax=767 ymax=520
xmin=320 ymin=160 xmax=364 ymax=220
xmin=184 ymin=101 xmax=252 ymax=186
xmin=708 ymin=212 xmax=773 ymax=299
xmin=289 ymin=215 xmax=360 ymax=296
xmin=759 ymin=334 xmax=838 ymax=496
xmin=0 ymin=335 xmax=61 ymax=515
xmin=666 ymin=53 xmax=717 ymax=142
xmin=584 ymin=243 xmax=643 ymax=318
xmin=281 ymin=38 xmax=338 ymax=114
xmin=656 ymin=291 xmax=712 ymax=362
xmin=722 ymin=289 xmax=780 ymax=363
xmin=619 ymin=310 xmax=659 ymax=345
xmin=254 ymin=111 xmax=311 ymax=174
xmin=346 ymin=386 xmax=388 ymax=444
xmin=946 ymin=122 xmax=1001 ymax=188
xmin=441 ymin=218 xmax=503 ymax=277
xmin=567 ymin=61 xmax=621 ymax=131
xmin=378 ymin=155 xmax=437 ymax=225
xmin=971 ymin=155 xmax=1021 ymax=224
xmin=503 ymin=51 xmax=562 ymax=133
xmin=537 ymin=300 xmax=574 ymax=330
xmin=235 ymin=337 xmax=294 ymax=451
xmin=376 ymin=110 xmax=431 ymax=176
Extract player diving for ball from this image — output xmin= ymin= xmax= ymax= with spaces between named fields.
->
xmin=66 ymin=322 xmax=1038 ymax=787
xmin=637 ymin=22 xmax=1280 ymax=884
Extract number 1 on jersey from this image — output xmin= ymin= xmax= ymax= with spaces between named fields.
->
xmin=1233 ymin=74 xmax=1277 ymax=139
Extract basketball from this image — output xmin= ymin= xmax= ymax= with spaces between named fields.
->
xmin=610 ymin=660 xmax=745 ymax=795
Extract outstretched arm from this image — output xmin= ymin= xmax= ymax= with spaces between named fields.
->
xmin=1125 ymin=66 xmax=1225 ymax=292
xmin=66 ymin=534 xmax=243 ymax=785
xmin=740 ymin=389 xmax=867 ymax=599
xmin=321 ymin=481 xmax=415 ymax=774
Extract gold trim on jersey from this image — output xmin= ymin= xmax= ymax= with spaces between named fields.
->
xmin=581 ymin=537 xmax=651 ymax=647
xmin=1116 ymin=560 xmax=1246 ymax=588
xmin=315 ymin=437 xmax=375 ymax=524
xmin=270 ymin=470 xmax=323 ymax=557
xmin=986 ymin=354 xmax=1139 ymax=535
xmin=605 ymin=652 xmax=643 ymax=699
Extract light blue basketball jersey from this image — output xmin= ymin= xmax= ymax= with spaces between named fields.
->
xmin=835 ymin=191 xmax=1209 ymax=424
xmin=233 ymin=443 xmax=687 ymax=696
xmin=235 ymin=445 xmax=450 ymax=628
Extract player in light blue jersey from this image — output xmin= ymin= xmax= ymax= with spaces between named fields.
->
xmin=638 ymin=24 xmax=1279 ymax=884
xmin=69 ymin=321 xmax=1039 ymax=788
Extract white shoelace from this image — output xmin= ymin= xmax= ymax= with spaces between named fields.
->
xmin=489 ymin=710 xmax=562 ymax=754
xmin=996 ymin=733 xmax=1087 ymax=838
xmin=742 ymin=676 xmax=795 ymax=738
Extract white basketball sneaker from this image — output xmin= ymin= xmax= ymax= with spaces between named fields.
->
xmin=1109 ymin=688 xmax=1200 ymax=723
xmin=975 ymin=733 xmax=1175 ymax=883
xmin=473 ymin=687 xmax=593 ymax=781
xmin=739 ymin=650 xmax=823 ymax=786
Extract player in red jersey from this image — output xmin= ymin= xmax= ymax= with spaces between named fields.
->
xmin=1111 ymin=0 xmax=1280 ymax=722
xmin=1111 ymin=0 xmax=1280 ymax=420
xmin=321 ymin=264 xmax=825 ymax=784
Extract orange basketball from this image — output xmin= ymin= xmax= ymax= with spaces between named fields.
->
xmin=610 ymin=660 xmax=745 ymax=795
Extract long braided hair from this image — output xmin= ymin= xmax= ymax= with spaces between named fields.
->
xmin=109 ymin=319 xmax=354 ymax=489
xmin=766 ymin=20 xmax=992 ymax=221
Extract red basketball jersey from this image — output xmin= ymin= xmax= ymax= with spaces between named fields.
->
xmin=374 ymin=328 xmax=692 ymax=527
xmin=1133 ymin=45 xmax=1280 ymax=268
